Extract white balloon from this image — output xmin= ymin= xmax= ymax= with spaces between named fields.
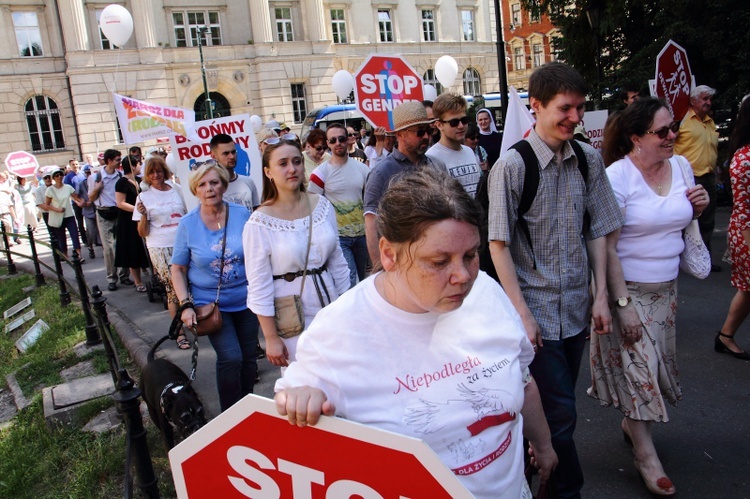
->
xmin=99 ymin=4 xmax=134 ymax=48
xmin=435 ymin=55 xmax=458 ymax=89
xmin=250 ymin=115 xmax=263 ymax=134
xmin=423 ymin=84 xmax=438 ymax=101
xmin=332 ymin=70 xmax=355 ymax=101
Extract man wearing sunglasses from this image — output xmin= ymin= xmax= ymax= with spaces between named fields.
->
xmin=209 ymin=133 xmax=259 ymax=211
xmin=363 ymin=101 xmax=446 ymax=266
xmin=426 ymin=94 xmax=481 ymax=197
xmin=674 ymin=85 xmax=720 ymax=272
xmin=308 ymin=124 xmax=369 ymax=287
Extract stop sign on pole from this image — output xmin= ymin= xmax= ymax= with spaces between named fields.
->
xmin=354 ymin=54 xmax=425 ymax=130
xmin=169 ymin=394 xmax=470 ymax=498
xmin=655 ymin=40 xmax=693 ymax=121
xmin=4 ymin=151 xmax=39 ymax=177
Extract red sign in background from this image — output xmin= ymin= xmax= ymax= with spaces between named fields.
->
xmin=655 ymin=40 xmax=693 ymax=121
xmin=4 ymin=151 xmax=39 ymax=177
xmin=354 ymin=55 xmax=424 ymax=131
xmin=170 ymin=395 xmax=469 ymax=498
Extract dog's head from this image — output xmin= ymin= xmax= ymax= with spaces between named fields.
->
xmin=161 ymin=384 xmax=207 ymax=439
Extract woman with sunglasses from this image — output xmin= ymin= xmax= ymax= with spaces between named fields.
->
xmin=302 ymin=128 xmax=330 ymax=186
xmin=244 ymin=139 xmax=349 ymax=368
xmin=593 ymin=97 xmax=709 ymax=496
xmin=717 ymin=95 xmax=750 ymax=360
xmin=45 ymin=168 xmax=85 ymax=260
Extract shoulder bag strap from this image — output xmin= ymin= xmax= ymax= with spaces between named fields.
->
xmin=214 ymin=202 xmax=229 ymax=303
xmin=299 ymin=194 xmax=314 ymax=297
xmin=673 ymin=155 xmax=695 ymax=188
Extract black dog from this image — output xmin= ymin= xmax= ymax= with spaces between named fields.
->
xmin=140 ymin=340 xmax=206 ymax=451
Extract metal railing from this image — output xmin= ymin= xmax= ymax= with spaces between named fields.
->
xmin=0 ymin=221 xmax=159 ymax=499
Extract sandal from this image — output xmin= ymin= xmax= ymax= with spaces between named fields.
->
xmin=135 ymin=284 xmax=147 ymax=292
xmin=176 ymin=335 xmax=191 ymax=350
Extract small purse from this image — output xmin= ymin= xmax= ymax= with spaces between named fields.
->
xmin=273 ymin=195 xmax=313 ymax=339
xmin=674 ymin=156 xmax=711 ymax=279
xmin=195 ymin=204 xmax=229 ymax=336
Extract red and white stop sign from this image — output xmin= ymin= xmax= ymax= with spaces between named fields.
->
xmin=169 ymin=395 xmax=470 ymax=498
xmin=4 ymin=151 xmax=39 ymax=177
xmin=655 ymin=40 xmax=693 ymax=121
xmin=354 ymin=55 xmax=425 ymax=131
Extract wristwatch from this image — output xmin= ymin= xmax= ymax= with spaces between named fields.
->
xmin=615 ymin=296 xmax=632 ymax=308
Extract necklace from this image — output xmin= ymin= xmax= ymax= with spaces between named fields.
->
xmin=632 ymin=155 xmax=667 ymax=195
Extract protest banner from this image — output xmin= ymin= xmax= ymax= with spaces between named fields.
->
xmin=655 ymin=40 xmax=694 ymax=121
xmin=169 ymin=114 xmax=261 ymax=211
xmin=113 ymin=93 xmax=197 ymax=145
xmin=580 ymin=110 xmax=609 ymax=151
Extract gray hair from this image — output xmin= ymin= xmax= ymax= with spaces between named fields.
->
xmin=691 ymin=84 xmax=716 ymax=99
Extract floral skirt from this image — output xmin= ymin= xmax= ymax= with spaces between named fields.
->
xmin=587 ymin=280 xmax=681 ymax=422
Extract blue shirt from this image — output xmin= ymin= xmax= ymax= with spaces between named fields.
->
xmin=171 ymin=202 xmax=250 ymax=311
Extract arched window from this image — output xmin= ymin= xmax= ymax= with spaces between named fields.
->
xmin=423 ymin=70 xmax=443 ymax=96
xmin=463 ymin=68 xmax=481 ymax=96
xmin=25 ymin=95 xmax=65 ymax=152
xmin=193 ymin=92 xmax=231 ymax=120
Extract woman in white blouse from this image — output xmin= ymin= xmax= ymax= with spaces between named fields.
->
xmin=243 ymin=139 xmax=349 ymax=368
xmin=592 ymin=98 xmax=709 ymax=496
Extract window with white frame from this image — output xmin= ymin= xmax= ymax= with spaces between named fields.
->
xmin=13 ymin=12 xmax=43 ymax=57
xmin=172 ymin=11 xmax=222 ymax=47
xmin=378 ymin=9 xmax=393 ymax=42
xmin=514 ymin=46 xmax=526 ymax=71
xmin=275 ymin=7 xmax=294 ymax=42
xmin=463 ymin=68 xmax=481 ymax=96
xmin=532 ymin=43 xmax=544 ymax=67
xmin=95 ymin=9 xmax=118 ymax=49
xmin=291 ymin=83 xmax=307 ymax=123
xmin=423 ymin=69 xmax=443 ymax=95
xmin=330 ymin=9 xmax=347 ymax=44
xmin=421 ymin=10 xmax=435 ymax=42
xmin=461 ymin=10 xmax=475 ymax=42
xmin=25 ymin=95 xmax=64 ymax=152
xmin=510 ymin=3 xmax=522 ymax=26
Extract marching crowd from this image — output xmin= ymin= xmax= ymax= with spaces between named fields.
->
xmin=4 ymin=60 xmax=748 ymax=498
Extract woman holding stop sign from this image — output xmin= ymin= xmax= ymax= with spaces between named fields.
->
xmin=275 ymin=169 xmax=557 ymax=498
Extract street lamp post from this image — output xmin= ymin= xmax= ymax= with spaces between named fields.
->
xmin=493 ymin=0 xmax=510 ymax=124
xmin=196 ymin=25 xmax=213 ymax=120
xmin=586 ymin=0 xmax=604 ymax=109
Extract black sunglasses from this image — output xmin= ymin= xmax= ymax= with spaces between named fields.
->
xmin=347 ymin=133 xmax=357 ymax=137
xmin=405 ymin=127 xmax=430 ymax=137
xmin=439 ymin=116 xmax=470 ymax=127
xmin=327 ymin=136 xmax=348 ymax=144
xmin=646 ymin=121 xmax=680 ymax=139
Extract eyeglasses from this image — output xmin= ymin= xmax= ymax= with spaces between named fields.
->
xmin=347 ymin=133 xmax=357 ymax=137
xmin=646 ymin=121 xmax=680 ymax=139
xmin=190 ymin=159 xmax=218 ymax=171
xmin=327 ymin=136 xmax=348 ymax=144
xmin=405 ymin=127 xmax=430 ymax=138
xmin=313 ymin=145 xmax=326 ymax=152
xmin=439 ymin=116 xmax=470 ymax=127
xmin=149 ymin=169 xmax=165 ymax=176
xmin=263 ymin=133 xmax=298 ymax=145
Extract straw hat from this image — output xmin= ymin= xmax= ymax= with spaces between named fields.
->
xmin=391 ymin=101 xmax=436 ymax=132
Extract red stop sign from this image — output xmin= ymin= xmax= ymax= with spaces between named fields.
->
xmin=170 ymin=395 xmax=469 ymax=498
xmin=4 ymin=151 xmax=39 ymax=177
xmin=655 ymin=40 xmax=693 ymax=121
xmin=354 ymin=55 xmax=425 ymax=131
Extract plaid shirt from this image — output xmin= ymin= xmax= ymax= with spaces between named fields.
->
xmin=488 ymin=129 xmax=622 ymax=340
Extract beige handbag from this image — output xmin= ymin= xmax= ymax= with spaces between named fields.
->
xmin=273 ymin=195 xmax=313 ymax=339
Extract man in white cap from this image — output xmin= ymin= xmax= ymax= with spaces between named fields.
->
xmin=363 ymin=101 xmax=447 ymax=266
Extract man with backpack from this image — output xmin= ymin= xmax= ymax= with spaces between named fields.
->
xmin=487 ymin=62 xmax=622 ymax=498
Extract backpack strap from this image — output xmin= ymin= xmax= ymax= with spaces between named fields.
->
xmin=510 ymin=140 xmax=539 ymax=269
xmin=569 ymin=140 xmax=591 ymax=233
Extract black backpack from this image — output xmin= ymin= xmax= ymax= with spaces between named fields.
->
xmin=509 ymin=139 xmax=589 ymax=269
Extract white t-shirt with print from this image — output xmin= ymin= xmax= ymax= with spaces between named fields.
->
xmin=224 ymin=173 xmax=259 ymax=210
xmin=427 ymin=143 xmax=481 ymax=197
xmin=276 ymin=272 xmax=534 ymax=498
xmin=132 ymin=185 xmax=187 ymax=248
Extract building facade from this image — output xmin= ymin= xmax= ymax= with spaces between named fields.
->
xmin=1 ymin=0 xmax=551 ymax=167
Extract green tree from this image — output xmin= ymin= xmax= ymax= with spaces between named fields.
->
xmin=524 ymin=0 xmax=750 ymax=111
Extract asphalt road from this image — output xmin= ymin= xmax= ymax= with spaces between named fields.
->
xmin=6 ymin=207 xmax=749 ymax=498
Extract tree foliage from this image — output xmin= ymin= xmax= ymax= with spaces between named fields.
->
xmin=523 ymin=0 xmax=750 ymax=112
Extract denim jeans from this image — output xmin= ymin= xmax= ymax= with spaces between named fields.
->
xmin=339 ymin=235 xmax=368 ymax=288
xmin=207 ymin=308 xmax=259 ymax=412
xmin=50 ymin=216 xmax=81 ymax=255
xmin=529 ymin=328 xmax=587 ymax=499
